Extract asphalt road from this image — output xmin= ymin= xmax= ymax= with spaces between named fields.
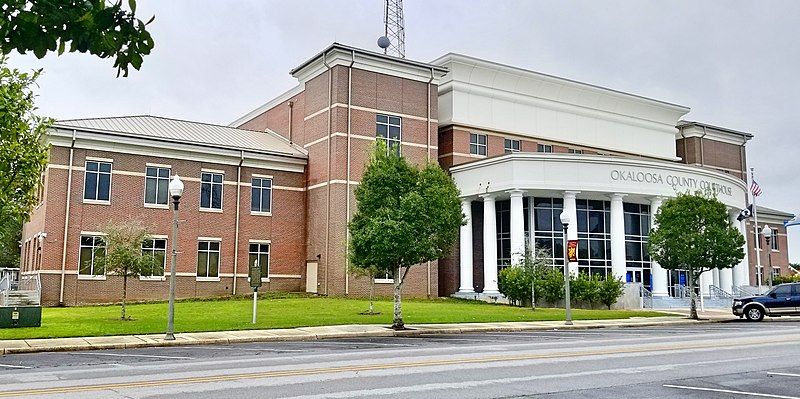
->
xmin=2 ymin=320 xmax=800 ymax=398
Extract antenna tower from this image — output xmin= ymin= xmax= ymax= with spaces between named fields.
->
xmin=383 ymin=0 xmax=405 ymax=58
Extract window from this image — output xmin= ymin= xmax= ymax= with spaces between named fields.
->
xmin=623 ymin=203 xmax=652 ymax=287
xmin=197 ymin=241 xmax=220 ymax=278
xmin=470 ymin=133 xmax=487 ymax=156
xmin=576 ymin=199 xmax=613 ymax=279
xmin=248 ymin=242 xmax=270 ymax=279
xmin=504 ymin=138 xmax=520 ymax=154
xmin=200 ymin=172 xmax=223 ymax=210
xmin=144 ymin=167 xmax=171 ymax=206
xmin=495 ymin=198 xmax=530 ymax=269
xmin=568 ymin=148 xmax=583 ymax=154
xmin=376 ymin=268 xmax=395 ymax=282
xmin=141 ymin=238 xmax=167 ymax=278
xmin=771 ymin=229 xmax=779 ymax=251
xmin=83 ymin=161 xmax=112 ymax=202
xmin=537 ymin=144 xmax=552 ymax=153
xmin=533 ymin=197 xmax=565 ymax=268
xmin=251 ymin=177 xmax=273 ymax=214
xmin=78 ymin=235 xmax=106 ymax=276
xmin=376 ymin=114 xmax=401 ymax=156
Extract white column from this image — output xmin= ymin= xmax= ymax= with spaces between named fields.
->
xmin=649 ymin=197 xmax=668 ymax=297
xmin=481 ymin=194 xmax=499 ymax=294
xmin=610 ymin=193 xmax=627 ymax=281
xmin=700 ymin=270 xmax=711 ymax=297
xmin=509 ymin=190 xmax=525 ymax=265
xmin=563 ymin=191 xmax=580 ymax=275
xmin=458 ymin=198 xmax=474 ymax=293
xmin=712 ymin=269 xmax=720 ymax=288
xmin=734 ymin=217 xmax=751 ymax=287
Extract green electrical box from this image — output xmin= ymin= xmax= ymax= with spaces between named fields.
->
xmin=0 ymin=306 xmax=42 ymax=328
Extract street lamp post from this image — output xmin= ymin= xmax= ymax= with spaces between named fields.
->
xmin=762 ymin=224 xmax=773 ymax=289
xmin=560 ymin=212 xmax=573 ymax=326
xmin=165 ymin=175 xmax=184 ymax=341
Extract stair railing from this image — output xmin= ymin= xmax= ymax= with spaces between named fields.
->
xmin=708 ymin=285 xmax=733 ymax=299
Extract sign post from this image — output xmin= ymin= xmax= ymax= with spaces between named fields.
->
xmin=249 ymin=260 xmax=262 ymax=324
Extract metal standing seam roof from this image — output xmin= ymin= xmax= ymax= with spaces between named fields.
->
xmin=53 ymin=115 xmax=307 ymax=158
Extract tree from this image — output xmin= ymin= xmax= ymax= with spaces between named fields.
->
xmin=0 ymin=219 xmax=22 ymax=268
xmin=349 ymin=141 xmax=464 ymax=329
xmin=1 ymin=0 xmax=156 ymax=76
xmin=597 ymin=275 xmax=624 ymax=310
xmin=350 ymin=263 xmax=380 ymax=315
xmin=0 ymin=58 xmax=49 ymax=233
xmin=648 ymin=192 xmax=745 ymax=319
xmin=96 ymin=220 xmax=159 ymax=319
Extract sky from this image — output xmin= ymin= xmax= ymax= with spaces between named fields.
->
xmin=7 ymin=0 xmax=799 ymax=262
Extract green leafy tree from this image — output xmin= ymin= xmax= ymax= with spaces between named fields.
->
xmin=0 ymin=58 xmax=49 ymax=236
xmin=349 ymin=141 xmax=464 ymax=329
xmin=96 ymin=220 xmax=159 ymax=319
xmin=648 ymin=192 xmax=745 ymax=319
xmin=538 ymin=268 xmax=565 ymax=306
xmin=498 ymin=266 xmax=530 ymax=306
xmin=0 ymin=219 xmax=22 ymax=268
xmin=597 ymin=275 xmax=625 ymax=310
xmin=1 ymin=0 xmax=156 ymax=76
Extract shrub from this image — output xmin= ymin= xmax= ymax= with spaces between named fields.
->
xmin=571 ymin=272 xmax=600 ymax=307
xmin=538 ymin=268 xmax=565 ymax=305
xmin=498 ymin=266 xmax=532 ymax=306
xmin=773 ymin=274 xmax=800 ymax=284
xmin=598 ymin=276 xmax=625 ymax=309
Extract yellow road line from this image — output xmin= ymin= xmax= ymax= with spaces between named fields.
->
xmin=2 ymin=335 xmax=796 ymax=398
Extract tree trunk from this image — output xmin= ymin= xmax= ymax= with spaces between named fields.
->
xmin=369 ymin=276 xmax=375 ymax=314
xmin=392 ymin=266 xmax=404 ymax=329
xmin=530 ymin=281 xmax=536 ymax=311
xmin=688 ymin=269 xmax=698 ymax=320
xmin=121 ymin=272 xmax=128 ymax=320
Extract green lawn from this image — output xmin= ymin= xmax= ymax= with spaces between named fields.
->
xmin=0 ymin=295 xmax=667 ymax=340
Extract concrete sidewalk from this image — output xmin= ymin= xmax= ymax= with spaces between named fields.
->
xmin=0 ymin=315 xmax=723 ymax=355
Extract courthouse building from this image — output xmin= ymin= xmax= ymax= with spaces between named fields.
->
xmin=20 ymin=43 xmax=794 ymax=305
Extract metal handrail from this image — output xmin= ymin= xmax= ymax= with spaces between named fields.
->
xmin=732 ymin=285 xmax=760 ymax=297
xmin=709 ymin=285 xmax=733 ymax=299
xmin=0 ymin=276 xmax=8 ymax=293
xmin=640 ymin=285 xmax=653 ymax=308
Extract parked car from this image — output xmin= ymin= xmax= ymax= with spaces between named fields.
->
xmin=733 ymin=283 xmax=800 ymax=321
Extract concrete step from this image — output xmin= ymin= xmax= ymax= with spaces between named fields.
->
xmin=652 ymin=296 xmax=732 ymax=309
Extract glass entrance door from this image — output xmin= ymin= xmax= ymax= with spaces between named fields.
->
xmin=626 ymin=268 xmax=643 ymax=284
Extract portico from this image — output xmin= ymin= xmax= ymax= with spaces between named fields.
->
xmin=451 ymin=152 xmax=749 ymax=298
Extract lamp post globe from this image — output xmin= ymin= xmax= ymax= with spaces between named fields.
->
xmin=762 ymin=224 xmax=773 ymax=288
xmin=165 ymin=174 xmax=184 ymax=341
xmin=559 ymin=211 xmax=573 ymax=326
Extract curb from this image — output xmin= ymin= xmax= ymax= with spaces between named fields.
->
xmin=1 ymin=317 xmax=725 ymax=355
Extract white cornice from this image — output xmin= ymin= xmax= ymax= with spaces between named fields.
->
xmin=677 ymin=124 xmax=750 ymax=146
xmin=451 ymin=152 xmax=746 ymax=191
xmin=292 ymin=46 xmax=447 ymax=86
xmin=48 ymin=128 xmax=306 ymax=173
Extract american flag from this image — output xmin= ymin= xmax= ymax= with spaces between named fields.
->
xmin=750 ymin=180 xmax=763 ymax=197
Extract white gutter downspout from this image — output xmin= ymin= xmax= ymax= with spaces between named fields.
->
xmin=345 ymin=50 xmax=355 ymax=295
xmin=324 ymin=52 xmax=333 ymax=296
xmin=232 ymin=150 xmax=244 ymax=295
xmin=426 ymin=67 xmax=434 ymax=297
xmin=700 ymin=125 xmax=708 ymax=166
xmin=59 ymin=130 xmax=77 ymax=306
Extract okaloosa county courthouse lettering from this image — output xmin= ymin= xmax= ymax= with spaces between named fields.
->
xmin=611 ymin=169 xmax=734 ymax=197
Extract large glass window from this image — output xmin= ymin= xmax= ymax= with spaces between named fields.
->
xmin=251 ymin=177 xmax=272 ymax=213
xmin=470 ymin=133 xmax=487 ymax=156
xmin=78 ymin=235 xmax=106 ymax=276
xmin=504 ymin=138 xmax=520 ymax=153
xmin=200 ymin=172 xmax=223 ymax=210
xmin=141 ymin=238 xmax=167 ymax=277
xmin=576 ymin=199 xmax=612 ymax=278
xmin=248 ymin=242 xmax=270 ymax=279
xmin=83 ymin=161 xmax=112 ymax=202
xmin=770 ymin=229 xmax=779 ymax=250
xmin=197 ymin=241 xmax=220 ymax=278
xmin=624 ymin=203 xmax=652 ymax=287
xmin=532 ymin=197 xmax=564 ymax=267
xmin=376 ymin=114 xmax=401 ymax=156
xmin=144 ymin=167 xmax=170 ymax=205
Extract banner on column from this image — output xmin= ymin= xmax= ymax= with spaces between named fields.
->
xmin=567 ymin=240 xmax=578 ymax=262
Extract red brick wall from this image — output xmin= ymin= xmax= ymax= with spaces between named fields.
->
xmin=31 ymin=146 xmax=306 ymax=305
xmin=676 ymin=136 xmax=746 ymax=181
xmin=744 ymin=220 xmax=791 ymax=285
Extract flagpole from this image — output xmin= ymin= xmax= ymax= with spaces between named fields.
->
xmin=750 ymin=167 xmax=763 ymax=292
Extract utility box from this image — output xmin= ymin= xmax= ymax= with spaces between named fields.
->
xmin=0 ymin=306 xmax=42 ymax=328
